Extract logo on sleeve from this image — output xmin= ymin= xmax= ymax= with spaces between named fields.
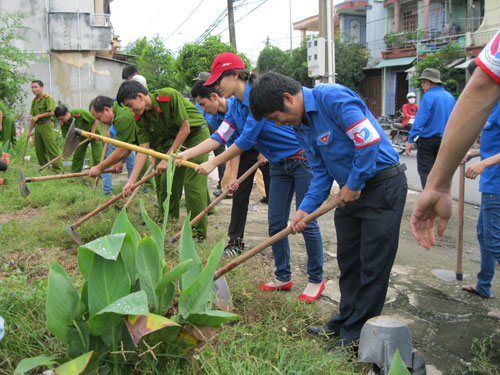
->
xmin=215 ymin=120 xmax=236 ymax=143
xmin=490 ymin=31 xmax=500 ymax=58
xmin=318 ymin=131 xmax=330 ymax=144
xmin=345 ymin=118 xmax=380 ymax=148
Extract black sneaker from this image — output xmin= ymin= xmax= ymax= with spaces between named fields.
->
xmin=223 ymin=239 xmax=244 ymax=257
xmin=260 ymin=197 xmax=268 ymax=204
xmin=213 ymin=190 xmax=232 ymax=199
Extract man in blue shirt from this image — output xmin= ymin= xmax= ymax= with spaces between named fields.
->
xmin=461 ymin=100 xmax=500 ymax=299
xmin=405 ymin=68 xmax=456 ymax=188
xmin=249 ymin=72 xmax=407 ymax=350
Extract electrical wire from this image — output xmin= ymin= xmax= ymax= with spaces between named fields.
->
xmin=163 ymin=0 xmax=206 ymax=42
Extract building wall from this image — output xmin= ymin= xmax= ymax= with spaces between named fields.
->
xmin=365 ymin=0 xmax=387 ymax=67
xmin=341 ymin=15 xmax=367 ymax=45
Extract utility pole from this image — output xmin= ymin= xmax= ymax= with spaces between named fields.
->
xmin=319 ymin=0 xmax=335 ymax=83
xmin=227 ymin=0 xmax=237 ymax=49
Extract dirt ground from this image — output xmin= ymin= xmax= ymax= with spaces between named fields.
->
xmin=205 ymin=175 xmax=500 ymax=374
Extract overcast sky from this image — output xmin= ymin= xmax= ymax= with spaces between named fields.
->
xmin=110 ymin=0 xmax=319 ymax=62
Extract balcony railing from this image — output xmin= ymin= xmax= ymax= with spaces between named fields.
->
xmin=418 ymin=33 xmax=466 ymax=53
xmin=91 ymin=13 xmax=111 ymax=27
xmin=470 ymin=29 xmax=497 ymax=48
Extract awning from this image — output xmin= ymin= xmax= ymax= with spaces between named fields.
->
xmin=455 ymin=59 xmax=472 ymax=69
xmin=405 ymin=66 xmax=416 ymax=73
xmin=447 ymin=58 xmax=465 ymax=68
xmin=375 ymin=57 xmax=416 ymax=69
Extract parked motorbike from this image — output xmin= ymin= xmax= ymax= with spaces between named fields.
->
xmin=389 ymin=117 xmax=412 ymax=155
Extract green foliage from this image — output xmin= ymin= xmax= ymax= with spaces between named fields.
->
xmin=388 ymin=349 xmax=411 ymax=375
xmin=412 ymin=42 xmax=466 ymax=97
xmin=14 ymin=356 xmax=57 ymax=375
xmin=256 ymin=41 xmax=313 ymax=87
xmin=0 ymin=12 xmax=38 ymax=108
xmin=175 ymin=36 xmax=251 ymax=88
xmin=334 ymin=37 xmax=369 ymax=91
xmin=123 ymin=35 xmax=181 ymax=92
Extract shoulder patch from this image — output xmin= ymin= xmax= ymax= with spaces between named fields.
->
xmin=134 ymin=113 xmax=141 ymax=121
xmin=157 ymin=95 xmax=171 ymax=102
xmin=43 ymin=94 xmax=49 ymax=98
xmin=318 ymin=131 xmax=330 ymax=144
xmin=73 ymin=113 xmax=82 ymax=117
xmin=155 ymin=105 xmax=163 ymax=114
xmin=345 ymin=117 xmax=380 ymax=148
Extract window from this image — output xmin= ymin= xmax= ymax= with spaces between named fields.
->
xmin=429 ymin=1 xmax=445 ymax=35
xmin=402 ymin=10 xmax=417 ymax=32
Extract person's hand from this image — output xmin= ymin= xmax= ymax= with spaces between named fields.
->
xmin=88 ymin=165 xmax=103 ymax=177
xmin=30 ymin=116 xmax=38 ymax=126
xmin=122 ymin=180 xmax=135 ymax=196
xmin=156 ymin=159 xmax=168 ymax=174
xmin=196 ymin=160 xmax=216 ymax=175
xmin=290 ymin=209 xmax=309 ymax=234
xmin=175 ymin=151 xmax=188 ymax=167
xmin=410 ymin=187 xmax=453 ymax=250
xmin=27 ymin=131 xmax=32 ymax=138
xmin=405 ymin=141 xmax=413 ymax=156
xmin=229 ymin=177 xmax=239 ymax=192
xmin=337 ymin=185 xmax=361 ymax=207
xmin=258 ymin=153 xmax=268 ymax=164
xmin=466 ymin=161 xmax=486 ymax=179
xmin=113 ymin=162 xmax=123 ymax=174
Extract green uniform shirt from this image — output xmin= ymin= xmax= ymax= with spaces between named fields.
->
xmin=30 ymin=93 xmax=55 ymax=123
xmin=134 ymin=88 xmax=206 ymax=149
xmin=68 ymin=109 xmax=96 ymax=132
xmin=113 ymin=102 xmax=138 ymax=145
xmin=0 ymin=101 xmax=10 ymax=116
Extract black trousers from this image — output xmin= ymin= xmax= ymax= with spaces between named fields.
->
xmin=416 ymin=136 xmax=442 ymax=189
xmin=326 ymin=172 xmax=407 ymax=341
xmin=228 ymin=148 xmax=270 ymax=241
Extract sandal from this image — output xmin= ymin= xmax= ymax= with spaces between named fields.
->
xmin=462 ymin=285 xmax=492 ymax=299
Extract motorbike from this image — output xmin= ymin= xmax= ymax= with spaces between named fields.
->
xmin=389 ymin=121 xmax=410 ymax=155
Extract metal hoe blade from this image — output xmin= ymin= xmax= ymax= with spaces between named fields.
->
xmin=213 ymin=277 xmax=233 ymax=312
xmin=431 ymin=268 xmax=469 ymax=282
xmin=63 ymin=122 xmax=80 ymax=158
xmin=18 ymin=170 xmax=31 ymax=197
xmin=65 ymin=224 xmax=83 ymax=246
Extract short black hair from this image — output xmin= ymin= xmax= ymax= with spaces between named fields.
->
xmin=54 ymin=105 xmax=69 ymax=117
xmin=90 ymin=96 xmax=114 ymax=113
xmin=249 ymin=72 xmax=301 ymax=121
xmin=116 ymin=80 xmax=149 ymax=106
xmin=122 ymin=65 xmax=139 ymax=80
xmin=32 ymin=80 xmax=44 ymax=87
xmin=191 ymin=80 xmax=222 ymax=99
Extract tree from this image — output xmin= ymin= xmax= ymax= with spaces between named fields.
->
xmin=123 ymin=35 xmax=180 ymax=91
xmin=256 ymin=42 xmax=313 ymax=87
xmin=0 ymin=12 xmax=38 ymax=108
xmin=176 ymin=36 xmax=251 ymax=88
xmin=412 ymin=42 xmax=466 ymax=98
xmin=334 ymin=37 xmax=368 ymax=91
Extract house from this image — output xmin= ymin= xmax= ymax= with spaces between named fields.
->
xmin=0 ymin=0 xmax=128 ymax=114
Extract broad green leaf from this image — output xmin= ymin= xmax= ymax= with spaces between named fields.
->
xmin=178 ymin=215 xmax=201 ymax=290
xmin=162 ymin=155 xmax=176 ymax=233
xmin=119 ymin=234 xmax=137 ymax=285
xmin=140 ymin=200 xmax=164 ymax=258
xmin=136 ymin=237 xmax=162 ymax=313
xmin=14 ymin=356 xmax=56 ymax=375
xmin=78 ymin=281 xmax=89 ymax=315
xmin=77 ymin=247 xmax=94 ymax=279
xmin=178 ymin=238 xmax=225 ymax=318
xmin=88 ymin=313 xmax=122 ymax=341
xmin=96 ymin=291 xmax=148 ymax=316
xmin=88 ymin=254 xmax=131 ymax=316
xmin=156 ymin=259 xmax=194 ymax=295
xmin=112 ymin=207 xmax=140 ymax=244
xmin=55 ymin=351 xmax=97 ymax=375
xmin=177 ymin=331 xmax=198 ymax=352
xmin=67 ymin=319 xmax=89 ymax=358
xmin=388 ymin=349 xmax=411 ymax=375
xmin=186 ymin=310 xmax=239 ymax=327
xmin=79 ymin=233 xmax=126 ymax=260
xmin=126 ymin=313 xmax=179 ymax=346
xmin=47 ymin=261 xmax=79 ymax=345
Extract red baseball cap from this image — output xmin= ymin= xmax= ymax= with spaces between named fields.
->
xmin=204 ymin=52 xmax=246 ymax=87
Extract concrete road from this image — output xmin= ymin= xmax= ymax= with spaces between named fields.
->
xmin=400 ymin=153 xmax=481 ymax=206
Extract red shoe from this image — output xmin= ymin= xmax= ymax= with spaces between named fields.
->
xmin=257 ymin=281 xmax=293 ymax=291
xmin=298 ymin=281 xmax=326 ymax=303
xmin=0 ymin=178 xmax=4 ymax=185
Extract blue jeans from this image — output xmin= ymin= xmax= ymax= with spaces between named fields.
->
xmin=102 ymin=133 xmax=136 ymax=194
xmin=476 ymin=193 xmax=500 ymax=298
xmin=269 ymin=158 xmax=324 ymax=283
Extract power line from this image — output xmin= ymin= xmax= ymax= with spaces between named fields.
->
xmin=163 ymin=0 xmax=206 ymax=42
xmin=217 ymin=0 xmax=269 ymax=36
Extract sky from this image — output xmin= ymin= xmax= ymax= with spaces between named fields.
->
xmin=110 ymin=0 xmax=320 ymax=63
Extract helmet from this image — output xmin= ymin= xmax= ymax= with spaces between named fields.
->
xmin=407 ymin=92 xmax=416 ymax=99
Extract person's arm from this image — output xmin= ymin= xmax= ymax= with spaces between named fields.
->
xmin=90 ymin=119 xmax=98 ymax=134
xmin=466 ymin=151 xmax=500 ymax=179
xmin=156 ymin=120 xmax=191 ymax=173
xmin=0 ymin=110 xmax=3 ymax=132
xmin=177 ymin=137 xmax=221 ymax=161
xmin=403 ymin=104 xmax=411 ymax=118
xmin=410 ymin=68 xmax=500 ymax=250
xmin=228 ymin=155 xmax=241 ymax=191
xmin=196 ymin=143 xmax=244 ymax=175
xmin=123 ymin=147 xmax=149 ymax=195
xmin=89 ymin=147 xmax=131 ymax=176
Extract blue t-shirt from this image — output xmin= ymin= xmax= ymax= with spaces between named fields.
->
xmin=408 ymin=86 xmax=456 ymax=142
xmin=210 ymin=82 xmax=303 ymax=162
xmin=294 ymin=84 xmax=399 ymax=213
xmin=479 ymin=101 xmax=500 ymax=194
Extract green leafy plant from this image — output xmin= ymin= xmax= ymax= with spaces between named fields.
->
xmin=15 ymin=156 xmax=238 ymax=375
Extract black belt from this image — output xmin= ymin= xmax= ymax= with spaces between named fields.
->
xmin=366 ymin=163 xmax=406 ymax=186
xmin=37 ymin=119 xmax=53 ymax=124
xmin=190 ymin=123 xmax=207 ymax=134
